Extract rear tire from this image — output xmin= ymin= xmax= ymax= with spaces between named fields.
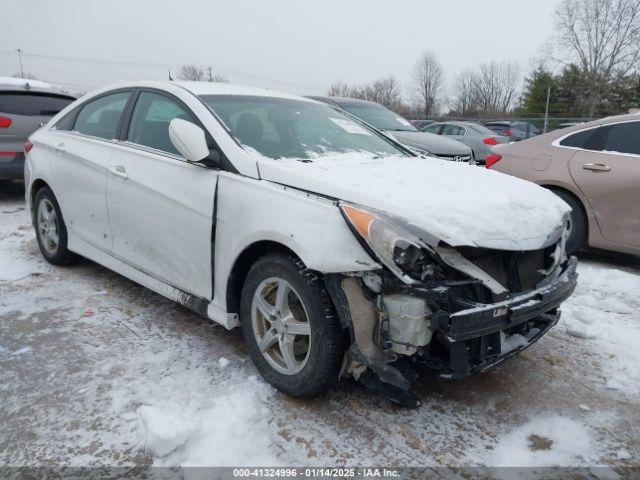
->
xmin=34 ymin=187 xmax=78 ymax=265
xmin=551 ymin=189 xmax=587 ymax=255
xmin=240 ymin=253 xmax=346 ymax=398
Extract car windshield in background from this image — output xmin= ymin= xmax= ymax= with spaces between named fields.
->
xmin=337 ymin=103 xmax=417 ymax=132
xmin=200 ymin=95 xmax=408 ymax=160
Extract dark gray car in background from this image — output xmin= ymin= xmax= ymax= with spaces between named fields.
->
xmin=0 ymin=78 xmax=75 ymax=181
xmin=484 ymin=120 xmax=539 ymax=142
xmin=310 ymin=96 xmax=473 ymax=162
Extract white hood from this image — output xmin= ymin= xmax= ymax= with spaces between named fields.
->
xmin=257 ymin=153 xmax=570 ymax=250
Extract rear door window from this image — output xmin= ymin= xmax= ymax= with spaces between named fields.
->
xmin=0 ymin=92 xmax=74 ymax=116
xmin=73 ymin=91 xmax=130 ymax=140
xmin=602 ymin=122 xmax=640 ymax=155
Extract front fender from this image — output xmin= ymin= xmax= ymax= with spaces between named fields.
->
xmin=211 ymin=172 xmax=379 ymax=313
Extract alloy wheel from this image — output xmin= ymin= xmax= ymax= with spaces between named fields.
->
xmin=37 ymin=198 xmax=59 ymax=255
xmin=251 ymin=277 xmax=312 ymax=375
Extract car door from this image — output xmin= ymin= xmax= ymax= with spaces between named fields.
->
xmin=49 ymin=90 xmax=133 ymax=251
xmin=106 ymin=89 xmax=218 ymax=299
xmin=568 ymin=121 xmax=640 ymax=248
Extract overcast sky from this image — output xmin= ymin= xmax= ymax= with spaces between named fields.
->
xmin=0 ymin=0 xmax=560 ymax=95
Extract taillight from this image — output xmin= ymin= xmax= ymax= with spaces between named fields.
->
xmin=483 ymin=137 xmax=499 ymax=146
xmin=24 ymin=141 xmax=34 ymax=154
xmin=503 ymin=130 xmax=512 ymax=137
xmin=485 ymin=154 xmax=502 ymax=169
xmin=0 ymin=116 xmax=12 ymax=128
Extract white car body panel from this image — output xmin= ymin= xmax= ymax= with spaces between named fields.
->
xmin=48 ymin=131 xmax=113 ymax=251
xmin=105 ymin=142 xmax=218 ymax=299
xmin=25 ymin=81 xmax=568 ymax=331
xmin=208 ymin=172 xmax=379 ymax=327
xmin=257 ymin=155 xmax=570 ymax=251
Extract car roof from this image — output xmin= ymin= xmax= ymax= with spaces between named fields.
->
xmin=547 ymin=112 xmax=640 ymax=138
xmin=75 ymin=80 xmax=319 ymax=104
xmin=174 ymin=81 xmax=317 ymax=102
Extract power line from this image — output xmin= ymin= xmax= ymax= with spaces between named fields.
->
xmin=0 ymin=49 xmax=325 ymax=92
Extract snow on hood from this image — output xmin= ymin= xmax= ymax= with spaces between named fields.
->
xmin=258 ymin=153 xmax=570 ymax=250
xmin=389 ymin=130 xmax=471 ymax=156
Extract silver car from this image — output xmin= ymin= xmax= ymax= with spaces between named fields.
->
xmin=423 ymin=121 xmax=507 ymax=165
xmin=0 ymin=78 xmax=75 ymax=181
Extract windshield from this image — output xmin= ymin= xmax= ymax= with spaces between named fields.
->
xmin=199 ymin=95 xmax=408 ymax=160
xmin=337 ymin=103 xmax=418 ymax=132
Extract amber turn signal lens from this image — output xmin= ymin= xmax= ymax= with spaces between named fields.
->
xmin=342 ymin=205 xmax=378 ymax=240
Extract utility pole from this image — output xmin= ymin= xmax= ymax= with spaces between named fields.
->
xmin=16 ymin=49 xmax=24 ymax=78
xmin=543 ymin=86 xmax=551 ymax=134
xmin=207 ymin=66 xmax=213 ymax=82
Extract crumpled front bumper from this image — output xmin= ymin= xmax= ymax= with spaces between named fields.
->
xmin=434 ymin=256 xmax=578 ymax=378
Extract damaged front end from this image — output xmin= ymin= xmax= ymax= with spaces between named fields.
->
xmin=326 ymin=203 xmax=578 ymax=407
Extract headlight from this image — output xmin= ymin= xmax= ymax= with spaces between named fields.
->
xmin=341 ymin=203 xmax=432 ymax=284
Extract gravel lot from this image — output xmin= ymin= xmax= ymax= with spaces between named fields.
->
xmin=1 ymin=183 xmax=639 ymax=473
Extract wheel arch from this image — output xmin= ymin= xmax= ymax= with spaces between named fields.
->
xmin=225 ymin=240 xmax=303 ymax=317
xmin=28 ymin=178 xmax=52 ymax=219
xmin=541 ymin=183 xmax=589 ymax=227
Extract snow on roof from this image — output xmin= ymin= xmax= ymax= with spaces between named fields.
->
xmin=0 ymin=76 xmax=64 ymax=92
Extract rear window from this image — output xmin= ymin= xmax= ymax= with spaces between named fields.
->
xmin=0 ymin=92 xmax=75 ymax=117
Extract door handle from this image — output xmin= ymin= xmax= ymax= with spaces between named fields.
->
xmin=54 ymin=142 xmax=65 ymax=155
xmin=583 ymin=163 xmax=611 ymax=172
xmin=109 ymin=165 xmax=128 ymax=180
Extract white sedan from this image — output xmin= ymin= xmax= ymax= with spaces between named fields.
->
xmin=24 ymin=82 xmax=577 ymax=406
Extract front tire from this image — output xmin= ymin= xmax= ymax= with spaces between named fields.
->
xmin=34 ymin=187 xmax=78 ymax=265
xmin=240 ymin=253 xmax=346 ymax=397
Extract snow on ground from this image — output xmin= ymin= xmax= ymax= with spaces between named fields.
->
xmin=1 ymin=187 xmax=639 ymax=471
xmin=561 ymin=263 xmax=640 ymax=396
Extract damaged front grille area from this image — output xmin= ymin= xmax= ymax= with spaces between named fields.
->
xmin=455 ymin=245 xmax=555 ymax=297
xmin=326 ymin=234 xmax=576 ymax=407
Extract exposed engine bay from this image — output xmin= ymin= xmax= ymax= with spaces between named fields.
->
xmin=327 ymin=205 xmax=578 ymax=408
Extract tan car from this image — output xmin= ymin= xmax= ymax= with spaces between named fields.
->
xmin=487 ymin=113 xmax=640 ymax=256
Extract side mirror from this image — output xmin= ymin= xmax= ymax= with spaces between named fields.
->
xmin=169 ymin=118 xmax=210 ymax=163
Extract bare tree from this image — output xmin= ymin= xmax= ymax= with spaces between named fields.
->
xmin=368 ymin=76 xmax=403 ymax=110
xmin=327 ymin=81 xmax=351 ymax=97
xmin=205 ymin=66 xmax=229 ymax=83
xmin=473 ymin=61 xmax=521 ymax=113
xmin=410 ymin=52 xmax=443 ymax=117
xmin=450 ymin=69 xmax=477 ymax=116
xmin=178 ymin=64 xmax=205 ymax=81
xmin=449 ymin=62 xmax=520 ymax=116
xmin=327 ymin=77 xmax=410 ymax=114
xmin=554 ymin=0 xmax=640 ymax=116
